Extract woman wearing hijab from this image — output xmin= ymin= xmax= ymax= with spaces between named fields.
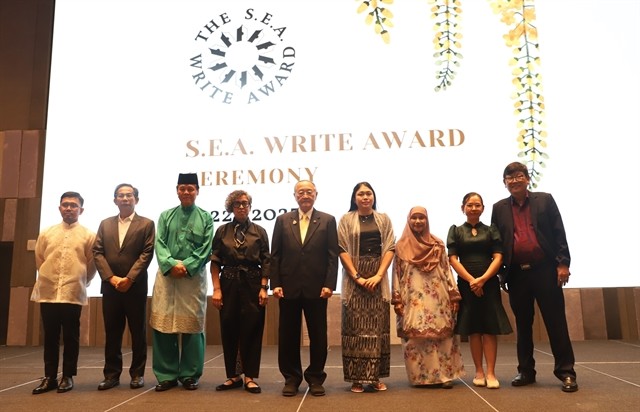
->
xmin=210 ymin=190 xmax=271 ymax=394
xmin=392 ymin=206 xmax=464 ymax=388
xmin=338 ymin=182 xmax=395 ymax=393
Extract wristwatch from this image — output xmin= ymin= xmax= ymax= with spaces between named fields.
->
xmin=260 ymin=284 xmax=269 ymax=290
xmin=354 ymin=273 xmax=361 ymax=280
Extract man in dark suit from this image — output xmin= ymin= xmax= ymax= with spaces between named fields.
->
xmin=93 ymin=183 xmax=155 ymax=390
xmin=491 ymin=162 xmax=577 ymax=393
xmin=270 ymin=180 xmax=339 ymax=397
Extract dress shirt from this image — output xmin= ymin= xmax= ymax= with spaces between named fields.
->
xmin=118 ymin=212 xmax=135 ymax=247
xmin=510 ymin=196 xmax=545 ymax=264
xmin=31 ymin=221 xmax=97 ymax=305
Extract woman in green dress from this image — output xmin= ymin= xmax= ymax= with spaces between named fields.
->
xmin=447 ymin=192 xmax=513 ymax=390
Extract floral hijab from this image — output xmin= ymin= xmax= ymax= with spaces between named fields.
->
xmin=395 ymin=206 xmax=444 ymax=273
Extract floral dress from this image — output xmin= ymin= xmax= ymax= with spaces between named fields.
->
xmin=392 ymin=252 xmax=464 ymax=385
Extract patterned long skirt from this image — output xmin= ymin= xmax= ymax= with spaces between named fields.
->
xmin=341 ymin=257 xmax=390 ymax=383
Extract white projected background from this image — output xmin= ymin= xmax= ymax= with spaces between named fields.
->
xmin=42 ymin=0 xmax=639 ymax=296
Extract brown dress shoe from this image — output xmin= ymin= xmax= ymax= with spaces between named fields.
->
xmin=309 ymin=383 xmax=325 ymax=396
xmin=57 ymin=376 xmax=74 ymax=393
xmin=98 ymin=378 xmax=120 ymax=390
xmin=282 ymin=383 xmax=298 ymax=397
xmin=130 ymin=376 xmax=144 ymax=389
xmin=32 ymin=377 xmax=58 ymax=395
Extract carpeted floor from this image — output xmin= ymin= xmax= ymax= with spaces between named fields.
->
xmin=1 ymin=340 xmax=638 ymax=412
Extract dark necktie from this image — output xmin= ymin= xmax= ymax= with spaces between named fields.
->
xmin=234 ymin=223 xmax=246 ymax=247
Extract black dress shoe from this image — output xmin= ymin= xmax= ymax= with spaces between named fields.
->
xmin=282 ymin=383 xmax=298 ymax=397
xmin=561 ymin=376 xmax=578 ymax=393
xmin=155 ymin=380 xmax=178 ymax=392
xmin=98 ymin=378 xmax=120 ymax=391
xmin=57 ymin=376 xmax=74 ymax=393
xmin=216 ymin=378 xmax=243 ymax=391
xmin=130 ymin=376 xmax=144 ymax=389
xmin=511 ymin=373 xmax=536 ymax=387
xmin=182 ymin=378 xmax=199 ymax=390
xmin=309 ymin=383 xmax=325 ymax=396
xmin=32 ymin=377 xmax=58 ymax=395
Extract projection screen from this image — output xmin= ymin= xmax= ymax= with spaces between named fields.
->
xmin=41 ymin=0 xmax=640 ymax=295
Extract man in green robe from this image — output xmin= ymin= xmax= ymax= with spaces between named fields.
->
xmin=150 ymin=173 xmax=214 ymax=391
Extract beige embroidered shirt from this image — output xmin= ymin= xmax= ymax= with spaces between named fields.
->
xmin=31 ymin=221 xmax=97 ymax=305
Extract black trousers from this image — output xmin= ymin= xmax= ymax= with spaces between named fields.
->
xmin=40 ymin=302 xmax=82 ymax=378
xmin=219 ymin=276 xmax=265 ymax=378
xmin=507 ymin=260 xmax=576 ymax=380
xmin=102 ymin=287 xmax=147 ymax=379
xmin=277 ymin=297 xmax=328 ymax=386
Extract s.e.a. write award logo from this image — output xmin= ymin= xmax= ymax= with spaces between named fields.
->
xmin=189 ymin=7 xmax=296 ymax=105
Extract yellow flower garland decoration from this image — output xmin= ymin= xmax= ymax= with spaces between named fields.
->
xmin=489 ymin=0 xmax=547 ymax=187
xmin=355 ymin=0 xmax=548 ymax=186
xmin=429 ymin=0 xmax=463 ymax=92
xmin=355 ymin=0 xmax=395 ymax=44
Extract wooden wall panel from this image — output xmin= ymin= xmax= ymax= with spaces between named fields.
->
xmin=581 ymin=288 xmax=608 ymax=340
xmin=0 ymin=130 xmax=21 ymax=198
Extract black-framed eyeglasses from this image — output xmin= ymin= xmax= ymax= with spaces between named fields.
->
xmin=504 ymin=174 xmax=527 ymax=183
xmin=233 ymin=201 xmax=250 ymax=208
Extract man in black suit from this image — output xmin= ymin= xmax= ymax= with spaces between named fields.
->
xmin=270 ymin=180 xmax=339 ymax=397
xmin=491 ymin=162 xmax=577 ymax=393
xmin=94 ymin=183 xmax=155 ymax=390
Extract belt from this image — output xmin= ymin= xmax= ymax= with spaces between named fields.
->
xmin=514 ymin=261 xmax=546 ymax=271
xmin=519 ymin=263 xmax=535 ymax=271
xmin=221 ymin=265 xmax=261 ymax=279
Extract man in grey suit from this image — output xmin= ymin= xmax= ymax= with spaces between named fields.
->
xmin=94 ymin=183 xmax=155 ymax=390
xmin=271 ymin=180 xmax=339 ymax=397
xmin=491 ymin=162 xmax=577 ymax=393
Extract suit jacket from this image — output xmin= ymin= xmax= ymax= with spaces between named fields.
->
xmin=491 ymin=191 xmax=571 ymax=281
xmin=270 ymin=208 xmax=339 ymax=299
xmin=93 ymin=214 xmax=155 ymax=295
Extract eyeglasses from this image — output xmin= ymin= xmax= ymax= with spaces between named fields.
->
xmin=233 ymin=201 xmax=250 ymax=208
xmin=60 ymin=202 xmax=80 ymax=209
xmin=504 ymin=174 xmax=527 ymax=183
xmin=116 ymin=193 xmax=135 ymax=199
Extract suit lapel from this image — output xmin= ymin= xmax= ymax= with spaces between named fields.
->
xmin=528 ymin=192 xmax=539 ymax=229
xmin=290 ymin=212 xmax=303 ymax=245
xmin=305 ymin=212 xmax=320 ymax=242
xmin=106 ymin=216 xmax=120 ymax=251
xmin=503 ymin=198 xmax=514 ymax=235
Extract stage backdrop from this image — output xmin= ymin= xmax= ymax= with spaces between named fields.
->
xmin=41 ymin=0 xmax=639 ymax=295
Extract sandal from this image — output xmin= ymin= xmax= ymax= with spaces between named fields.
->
xmin=370 ymin=381 xmax=387 ymax=391
xmin=350 ymin=383 xmax=364 ymax=393
xmin=215 ymin=377 xmax=242 ymax=391
xmin=244 ymin=379 xmax=261 ymax=394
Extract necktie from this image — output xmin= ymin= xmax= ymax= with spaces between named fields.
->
xmin=234 ymin=224 xmax=246 ymax=247
xmin=300 ymin=215 xmax=309 ymax=243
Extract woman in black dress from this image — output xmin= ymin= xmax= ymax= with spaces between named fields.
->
xmin=447 ymin=192 xmax=512 ymax=389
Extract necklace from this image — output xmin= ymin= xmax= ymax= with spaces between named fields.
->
xmin=359 ymin=214 xmax=372 ymax=223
